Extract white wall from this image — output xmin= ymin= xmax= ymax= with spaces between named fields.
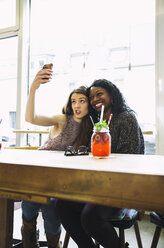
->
xmin=155 ymin=0 xmax=164 ymax=154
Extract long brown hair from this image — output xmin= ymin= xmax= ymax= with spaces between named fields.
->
xmin=62 ymin=86 xmax=93 ymax=149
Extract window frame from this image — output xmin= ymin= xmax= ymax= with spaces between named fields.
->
xmin=0 ymin=0 xmax=20 ymax=38
xmin=0 ymin=0 xmax=30 ymax=146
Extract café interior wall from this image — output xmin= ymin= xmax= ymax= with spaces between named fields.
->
xmin=155 ymin=0 xmax=164 ymax=155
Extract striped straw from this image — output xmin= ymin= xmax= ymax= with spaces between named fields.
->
xmin=107 ymin=113 xmax=113 ymax=127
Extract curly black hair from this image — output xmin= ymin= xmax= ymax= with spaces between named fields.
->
xmin=87 ymin=79 xmax=131 ymax=122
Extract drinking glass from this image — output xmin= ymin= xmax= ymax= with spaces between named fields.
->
xmin=91 ymin=127 xmax=111 ymax=158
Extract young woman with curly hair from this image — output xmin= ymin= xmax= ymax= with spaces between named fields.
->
xmin=56 ymin=79 xmax=144 ymax=248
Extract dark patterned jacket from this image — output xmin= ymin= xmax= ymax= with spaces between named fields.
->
xmin=109 ymin=111 xmax=144 ymax=154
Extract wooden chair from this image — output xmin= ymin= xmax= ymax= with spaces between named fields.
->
xmin=108 ymin=209 xmax=143 ymax=248
xmin=63 ymin=209 xmax=143 ymax=248
xmin=150 ymin=212 xmax=164 ymax=248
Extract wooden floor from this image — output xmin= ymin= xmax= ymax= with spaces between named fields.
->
xmin=14 ymin=203 xmax=164 ymax=248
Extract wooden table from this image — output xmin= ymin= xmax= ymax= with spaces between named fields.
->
xmin=0 ymin=150 xmax=164 ymax=247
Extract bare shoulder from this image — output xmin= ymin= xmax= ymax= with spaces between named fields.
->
xmin=53 ymin=114 xmax=66 ymax=124
xmin=50 ymin=115 xmax=67 ymax=138
xmin=51 ymin=114 xmax=67 ymax=128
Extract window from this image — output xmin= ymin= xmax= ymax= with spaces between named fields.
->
xmin=0 ymin=0 xmax=20 ymax=147
xmin=9 ymin=111 xmax=16 ymax=129
xmin=0 ymin=36 xmax=18 ymax=146
xmin=28 ymin=0 xmax=155 ymax=153
xmin=0 ymin=0 xmax=17 ymax=29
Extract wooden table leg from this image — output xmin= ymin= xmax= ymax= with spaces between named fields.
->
xmin=0 ymin=198 xmax=14 ymax=248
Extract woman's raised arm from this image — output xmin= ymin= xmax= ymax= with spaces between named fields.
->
xmin=25 ymin=68 xmax=59 ymax=126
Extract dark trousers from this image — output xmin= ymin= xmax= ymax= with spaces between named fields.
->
xmin=56 ymin=199 xmax=119 ymax=248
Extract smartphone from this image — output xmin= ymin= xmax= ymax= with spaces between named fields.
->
xmin=42 ymin=63 xmax=53 ymax=81
xmin=42 ymin=63 xmax=53 ymax=70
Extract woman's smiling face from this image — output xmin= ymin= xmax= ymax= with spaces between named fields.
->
xmin=89 ymin=86 xmax=112 ymax=113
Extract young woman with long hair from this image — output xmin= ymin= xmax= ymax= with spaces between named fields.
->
xmin=22 ymin=67 xmax=92 ymax=248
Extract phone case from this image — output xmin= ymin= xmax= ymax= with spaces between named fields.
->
xmin=42 ymin=63 xmax=53 ymax=69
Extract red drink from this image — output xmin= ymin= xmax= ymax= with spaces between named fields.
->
xmin=91 ymin=128 xmax=111 ymax=158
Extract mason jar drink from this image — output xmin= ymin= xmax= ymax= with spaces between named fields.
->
xmin=91 ymin=127 xmax=111 ymax=158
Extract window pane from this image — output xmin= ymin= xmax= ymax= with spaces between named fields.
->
xmin=29 ymin=0 xmax=155 ymax=153
xmin=0 ymin=37 xmax=17 ymax=146
xmin=0 ymin=0 xmax=16 ymax=29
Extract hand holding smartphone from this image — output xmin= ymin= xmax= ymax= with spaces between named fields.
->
xmin=42 ymin=63 xmax=53 ymax=81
